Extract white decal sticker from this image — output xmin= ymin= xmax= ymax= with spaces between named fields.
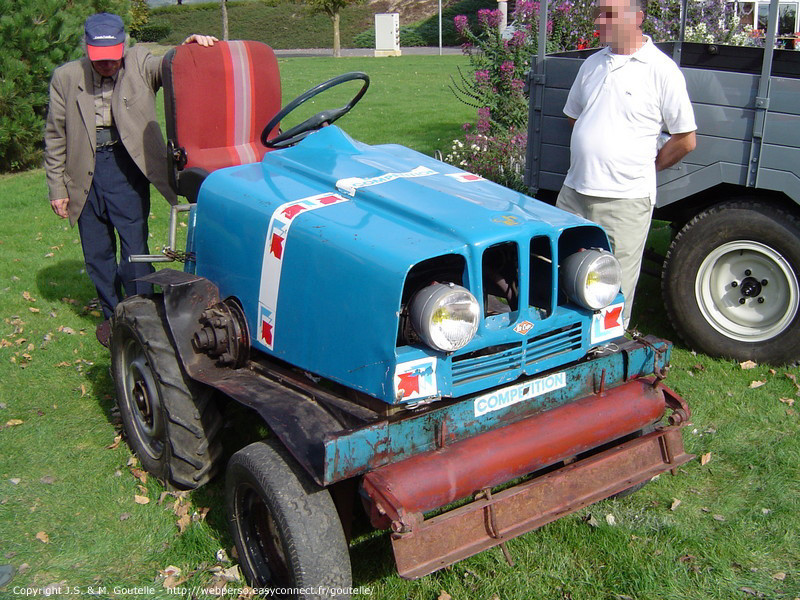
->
xmin=474 ymin=372 xmax=566 ymax=417
xmin=446 ymin=172 xmax=485 ymax=183
xmin=394 ymin=357 xmax=438 ymax=401
xmin=590 ymin=302 xmax=626 ymax=344
xmin=336 ymin=166 xmax=437 ymax=196
xmin=258 ymin=193 xmax=350 ymax=349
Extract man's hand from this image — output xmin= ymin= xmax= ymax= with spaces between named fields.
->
xmin=50 ymin=197 xmax=69 ymax=219
xmin=656 ymin=131 xmax=696 ymax=171
xmin=182 ymin=34 xmax=218 ymax=47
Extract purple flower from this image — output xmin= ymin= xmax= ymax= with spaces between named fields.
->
xmin=454 ymin=14 xmax=469 ymax=35
xmin=510 ymin=29 xmax=528 ymax=47
xmin=500 ymin=60 xmax=515 ymax=77
xmin=478 ymin=8 xmax=504 ymax=30
xmin=475 ymin=69 xmax=490 ymax=84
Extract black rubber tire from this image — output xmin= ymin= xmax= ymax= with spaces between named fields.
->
xmin=111 ymin=295 xmax=222 ymax=489
xmin=662 ymin=201 xmax=800 ymax=365
xmin=226 ymin=439 xmax=352 ymax=599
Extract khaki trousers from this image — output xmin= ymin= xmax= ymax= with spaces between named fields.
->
xmin=556 ymin=185 xmax=653 ymax=328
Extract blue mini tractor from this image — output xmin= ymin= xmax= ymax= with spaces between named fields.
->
xmin=110 ymin=41 xmax=693 ymax=597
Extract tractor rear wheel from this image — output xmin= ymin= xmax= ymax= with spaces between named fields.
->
xmin=111 ymin=295 xmax=222 ymax=489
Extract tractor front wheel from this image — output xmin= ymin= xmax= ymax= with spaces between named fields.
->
xmin=226 ymin=439 xmax=352 ymax=599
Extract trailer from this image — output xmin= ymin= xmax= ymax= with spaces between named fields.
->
xmin=526 ymin=0 xmax=800 ymax=364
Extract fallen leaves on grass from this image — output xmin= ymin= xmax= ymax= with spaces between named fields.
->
xmin=105 ymin=435 xmax=122 ymax=450
xmin=131 ymin=467 xmax=147 ymax=485
xmin=739 ymin=587 xmax=766 ymax=598
xmin=5 ymin=419 xmax=23 ymax=427
xmin=670 ymin=498 xmax=682 ymax=511
xmin=779 ymin=398 xmax=795 ymax=407
xmin=134 ymin=495 xmax=150 ymax=505
xmin=739 ymin=360 xmax=758 ymax=369
xmin=785 ymin=372 xmax=800 ymax=395
xmin=700 ymin=452 xmax=712 ymax=465
xmin=749 ymin=380 xmax=767 ymax=389
xmin=772 ymin=572 xmax=786 ymax=581
xmin=160 ymin=565 xmax=184 ymax=589
xmin=35 ymin=531 xmax=50 ymax=543
xmin=58 ymin=326 xmax=75 ymax=335
xmin=22 ymin=291 xmax=36 ymax=302
xmin=40 ymin=476 xmax=55 ymax=485
xmin=438 ymin=592 xmax=452 ymax=600
xmin=605 ymin=514 xmax=617 ymax=526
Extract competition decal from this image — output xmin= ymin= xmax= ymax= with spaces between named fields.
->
xmin=336 ymin=166 xmax=437 ymax=196
xmin=394 ymin=357 xmax=438 ymax=401
xmin=474 ymin=371 xmax=566 ymax=417
xmin=446 ymin=172 xmax=485 ymax=183
xmin=590 ymin=301 xmax=626 ymax=344
xmin=258 ymin=193 xmax=350 ymax=350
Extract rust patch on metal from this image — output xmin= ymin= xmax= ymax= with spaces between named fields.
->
xmin=389 ymin=427 xmax=694 ymax=579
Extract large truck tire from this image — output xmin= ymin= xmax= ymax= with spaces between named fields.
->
xmin=226 ymin=439 xmax=352 ymax=599
xmin=662 ymin=200 xmax=800 ymax=365
xmin=111 ymin=295 xmax=223 ymax=489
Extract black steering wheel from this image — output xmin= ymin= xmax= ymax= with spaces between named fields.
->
xmin=261 ymin=72 xmax=370 ymax=149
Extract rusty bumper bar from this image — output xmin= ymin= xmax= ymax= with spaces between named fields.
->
xmin=389 ymin=426 xmax=693 ymax=579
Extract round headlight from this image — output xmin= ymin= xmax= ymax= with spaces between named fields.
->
xmin=409 ymin=283 xmax=479 ymax=352
xmin=561 ymin=249 xmax=622 ymax=310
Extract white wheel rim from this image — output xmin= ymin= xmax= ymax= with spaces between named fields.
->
xmin=695 ymin=241 xmax=799 ymax=342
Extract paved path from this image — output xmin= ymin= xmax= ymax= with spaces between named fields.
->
xmin=273 ymin=46 xmax=463 ymax=57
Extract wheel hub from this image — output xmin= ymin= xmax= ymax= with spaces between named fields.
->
xmin=696 ymin=241 xmax=799 ymax=342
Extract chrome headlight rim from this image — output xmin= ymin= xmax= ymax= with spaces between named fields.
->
xmin=561 ymin=248 xmax=622 ymax=310
xmin=409 ymin=282 xmax=480 ymax=352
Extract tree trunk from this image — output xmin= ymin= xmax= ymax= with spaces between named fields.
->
xmin=332 ymin=10 xmax=341 ymax=57
xmin=221 ymin=0 xmax=229 ymax=41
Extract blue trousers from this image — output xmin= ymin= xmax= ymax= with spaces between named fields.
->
xmin=78 ymin=144 xmax=154 ymax=319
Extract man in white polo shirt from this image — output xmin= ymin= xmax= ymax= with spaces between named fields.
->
xmin=557 ymin=0 xmax=697 ymax=327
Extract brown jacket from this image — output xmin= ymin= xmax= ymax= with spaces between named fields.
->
xmin=44 ymin=46 xmax=177 ymax=226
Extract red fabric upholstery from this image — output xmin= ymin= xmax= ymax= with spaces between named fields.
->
xmin=166 ymin=41 xmax=281 ymax=173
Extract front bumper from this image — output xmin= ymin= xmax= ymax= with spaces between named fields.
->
xmin=360 ymin=378 xmax=693 ymax=578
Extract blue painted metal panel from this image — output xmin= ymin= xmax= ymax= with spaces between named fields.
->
xmin=192 ymin=125 xmax=614 ymax=404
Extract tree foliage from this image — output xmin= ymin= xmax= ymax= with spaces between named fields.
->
xmin=0 ymin=0 xmax=129 ymax=172
xmin=304 ymin=0 xmax=361 ymax=57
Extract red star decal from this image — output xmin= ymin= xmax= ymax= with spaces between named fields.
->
xmin=463 ymin=174 xmax=481 ymax=181
xmin=282 ymin=204 xmax=307 ymax=220
xmin=270 ymin=233 xmax=284 ymax=259
xmin=604 ymin=306 xmax=622 ymax=330
xmin=319 ymin=195 xmax=340 ymax=205
xmin=397 ymin=372 xmax=420 ymax=398
xmin=261 ymin=320 xmax=273 ymax=345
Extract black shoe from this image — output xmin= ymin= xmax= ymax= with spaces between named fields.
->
xmin=96 ymin=320 xmax=111 ymax=348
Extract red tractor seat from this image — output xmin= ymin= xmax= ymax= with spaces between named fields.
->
xmin=162 ymin=40 xmax=282 ymax=202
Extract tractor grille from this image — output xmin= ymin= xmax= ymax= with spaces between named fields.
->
xmin=451 ymin=343 xmax=524 ymax=386
xmin=525 ymin=323 xmax=582 ymax=365
xmin=451 ymin=323 xmax=583 ymax=387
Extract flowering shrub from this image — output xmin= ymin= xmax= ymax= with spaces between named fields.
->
xmin=643 ymin=0 xmax=757 ymax=46
xmin=448 ymin=0 xmax=598 ymax=189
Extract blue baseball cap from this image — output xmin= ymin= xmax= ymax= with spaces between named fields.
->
xmin=84 ymin=13 xmax=125 ymax=61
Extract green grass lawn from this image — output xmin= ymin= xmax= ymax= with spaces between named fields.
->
xmin=1 ymin=55 xmax=799 ymax=600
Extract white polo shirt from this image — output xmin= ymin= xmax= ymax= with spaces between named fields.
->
xmin=563 ymin=36 xmax=696 ymax=201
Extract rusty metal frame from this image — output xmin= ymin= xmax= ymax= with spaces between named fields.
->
xmin=389 ymin=427 xmax=694 ymax=579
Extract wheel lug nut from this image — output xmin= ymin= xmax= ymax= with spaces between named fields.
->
xmin=758 ymin=297 xmax=765 ymax=304
xmin=731 ymin=281 xmax=738 ymax=288
xmin=745 ymin=269 xmax=752 ymax=276
xmin=739 ymin=298 xmax=746 ymax=305
xmin=761 ymin=279 xmax=768 ymax=286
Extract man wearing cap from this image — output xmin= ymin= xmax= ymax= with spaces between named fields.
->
xmin=44 ymin=13 xmax=217 ymax=346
